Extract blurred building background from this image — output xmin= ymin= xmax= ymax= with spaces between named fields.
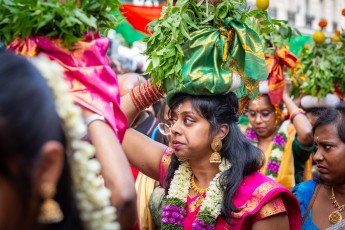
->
xmin=247 ymin=0 xmax=345 ymax=35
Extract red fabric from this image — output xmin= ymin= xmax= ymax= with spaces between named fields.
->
xmin=119 ymin=3 xmax=163 ymax=34
xmin=266 ymin=48 xmax=297 ymax=105
xmin=131 ymin=166 xmax=139 ymax=180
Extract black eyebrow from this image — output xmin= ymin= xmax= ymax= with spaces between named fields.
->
xmin=171 ymin=111 xmax=194 ymax=116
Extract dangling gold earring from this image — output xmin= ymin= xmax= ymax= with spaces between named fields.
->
xmin=38 ymin=183 xmax=64 ymax=224
xmin=210 ymin=138 xmax=222 ymax=164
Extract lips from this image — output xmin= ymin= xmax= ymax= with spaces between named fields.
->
xmin=172 ymin=140 xmax=183 ymax=149
xmin=317 ymin=165 xmax=328 ymax=173
xmin=254 ymin=127 xmax=266 ymax=132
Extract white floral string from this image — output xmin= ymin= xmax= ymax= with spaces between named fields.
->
xmin=30 ymin=55 xmax=120 ymax=230
xmin=161 ymin=159 xmax=231 ymax=229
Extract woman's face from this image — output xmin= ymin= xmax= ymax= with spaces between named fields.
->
xmin=314 ymin=123 xmax=345 ymax=185
xmin=169 ymin=100 xmax=213 ymax=161
xmin=247 ymin=96 xmax=276 ymax=139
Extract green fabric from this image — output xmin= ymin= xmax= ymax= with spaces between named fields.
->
xmin=289 ymin=35 xmax=313 ymax=56
xmin=292 ymin=135 xmax=314 ymax=184
xmin=238 ymin=114 xmax=249 ymax=125
xmin=163 ymin=18 xmax=268 ymax=105
xmin=115 ymin=17 xmax=147 ymax=45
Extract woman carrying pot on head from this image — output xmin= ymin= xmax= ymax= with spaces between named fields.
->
xmin=245 ymin=55 xmax=315 ymax=189
xmin=119 ymin=0 xmax=301 ymax=229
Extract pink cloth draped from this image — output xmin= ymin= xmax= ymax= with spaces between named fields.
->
xmin=8 ymin=32 xmax=127 ymax=142
xmin=159 ymin=148 xmax=301 ymax=229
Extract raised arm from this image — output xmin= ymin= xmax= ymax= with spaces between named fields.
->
xmin=84 ymin=110 xmax=137 ymax=229
xmin=120 ymin=80 xmax=168 ymax=180
xmin=283 ymin=80 xmax=313 ymax=145
xmin=252 ymin=213 xmax=290 ymax=230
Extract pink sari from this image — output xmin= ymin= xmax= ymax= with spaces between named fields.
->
xmin=8 ymin=32 xmax=127 ymax=142
xmin=159 ymin=148 xmax=301 ymax=229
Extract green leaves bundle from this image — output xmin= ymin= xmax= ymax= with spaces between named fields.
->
xmin=143 ymin=0 xmax=285 ymax=87
xmin=0 ymin=0 xmax=121 ymax=47
xmin=294 ymin=32 xmax=345 ymax=99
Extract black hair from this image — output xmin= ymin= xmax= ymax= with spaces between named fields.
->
xmin=305 ymin=107 xmax=327 ymax=118
xmin=0 ymin=49 xmax=83 ymax=229
xmin=313 ymin=102 xmax=345 ymax=143
xmin=163 ymin=92 xmax=264 ymax=224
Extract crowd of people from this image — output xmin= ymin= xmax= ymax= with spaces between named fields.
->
xmin=1 ymin=0 xmax=345 ymax=230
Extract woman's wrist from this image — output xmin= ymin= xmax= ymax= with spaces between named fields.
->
xmin=130 ymin=79 xmax=165 ymax=111
xmin=289 ymin=108 xmax=306 ymax=123
xmin=85 ymin=114 xmax=106 ymax=127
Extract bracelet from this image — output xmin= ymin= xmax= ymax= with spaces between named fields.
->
xmin=85 ymin=114 xmax=106 ymax=127
xmin=289 ymin=108 xmax=305 ymax=120
xmin=290 ymin=107 xmax=306 ymax=123
xmin=130 ymin=79 xmax=165 ymax=111
xmin=290 ymin=111 xmax=305 ymax=123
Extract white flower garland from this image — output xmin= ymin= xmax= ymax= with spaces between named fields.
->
xmin=30 ymin=55 xmax=120 ymax=230
xmin=200 ymin=160 xmax=231 ymax=218
xmin=162 ymin=159 xmax=231 ymax=228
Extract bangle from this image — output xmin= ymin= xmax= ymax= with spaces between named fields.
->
xmin=85 ymin=114 xmax=106 ymax=127
xmin=130 ymin=80 xmax=165 ymax=111
xmin=289 ymin=108 xmax=304 ymax=119
xmin=290 ymin=108 xmax=305 ymax=123
xmin=291 ymin=112 xmax=305 ymax=123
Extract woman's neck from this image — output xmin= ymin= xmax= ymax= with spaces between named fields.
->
xmin=189 ymin=161 xmax=220 ymax=188
xmin=257 ymin=130 xmax=277 ymax=152
xmin=258 ymin=130 xmax=277 ymax=143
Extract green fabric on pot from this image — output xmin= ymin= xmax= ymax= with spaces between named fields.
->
xmin=163 ymin=18 xmax=268 ymax=105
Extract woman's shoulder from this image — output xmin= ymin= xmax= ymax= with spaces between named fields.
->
xmin=292 ymin=180 xmax=317 ymax=197
xmin=235 ymin=172 xmax=295 ymax=206
xmin=291 ymin=180 xmax=318 ymax=209
xmin=232 ymin=172 xmax=301 ymax=229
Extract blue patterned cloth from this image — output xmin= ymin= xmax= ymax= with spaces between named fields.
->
xmin=291 ymin=180 xmax=319 ymax=230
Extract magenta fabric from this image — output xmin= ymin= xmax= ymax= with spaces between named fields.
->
xmin=159 ymin=148 xmax=301 ymax=229
xmin=8 ymin=32 xmax=127 ymax=142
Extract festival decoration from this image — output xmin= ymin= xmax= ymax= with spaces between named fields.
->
xmin=143 ymin=0 xmax=287 ymax=105
xmin=255 ymin=0 xmax=269 ymax=10
xmin=0 ymin=0 xmax=120 ymax=47
xmin=292 ymin=12 xmax=345 ymax=108
xmin=161 ymin=159 xmax=231 ymax=229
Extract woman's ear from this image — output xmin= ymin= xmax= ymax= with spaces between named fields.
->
xmin=34 ymin=141 xmax=64 ymax=193
xmin=215 ymin=124 xmax=230 ymax=141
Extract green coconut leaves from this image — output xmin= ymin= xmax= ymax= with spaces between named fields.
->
xmin=143 ymin=0 xmax=286 ymax=87
xmin=0 ymin=0 xmax=121 ymax=47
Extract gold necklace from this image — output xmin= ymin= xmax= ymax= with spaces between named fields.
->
xmin=190 ymin=175 xmax=208 ymax=195
xmin=190 ymin=175 xmax=208 ymax=208
xmin=329 ymin=186 xmax=345 ymax=225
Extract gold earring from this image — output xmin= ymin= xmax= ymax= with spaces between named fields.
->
xmin=38 ymin=183 xmax=63 ymax=224
xmin=210 ymin=138 xmax=222 ymax=164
